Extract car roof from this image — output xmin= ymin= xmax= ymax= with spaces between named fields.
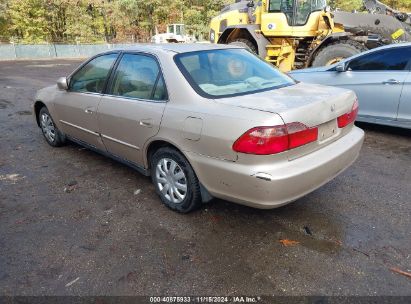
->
xmin=348 ymin=42 xmax=411 ymax=59
xmin=367 ymin=42 xmax=411 ymax=51
xmin=323 ymin=42 xmax=411 ymax=71
xmin=109 ymin=43 xmax=242 ymax=54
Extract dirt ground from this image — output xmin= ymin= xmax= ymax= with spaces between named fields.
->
xmin=0 ymin=59 xmax=410 ymax=296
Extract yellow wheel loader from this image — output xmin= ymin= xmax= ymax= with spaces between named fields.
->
xmin=209 ymin=0 xmax=411 ymax=71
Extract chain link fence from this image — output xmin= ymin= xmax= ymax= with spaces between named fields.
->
xmin=0 ymin=43 xmax=141 ymax=60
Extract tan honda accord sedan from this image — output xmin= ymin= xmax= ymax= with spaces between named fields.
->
xmin=34 ymin=44 xmax=364 ymax=213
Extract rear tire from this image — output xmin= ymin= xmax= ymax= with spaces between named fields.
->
xmin=229 ymin=39 xmax=257 ymax=54
xmin=311 ymin=40 xmax=367 ymax=67
xmin=151 ymin=147 xmax=202 ymax=213
xmin=39 ymin=106 xmax=66 ymax=147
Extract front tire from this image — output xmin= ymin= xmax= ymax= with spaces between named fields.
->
xmin=39 ymin=106 xmax=66 ymax=147
xmin=151 ymin=147 xmax=202 ymax=213
xmin=311 ymin=40 xmax=367 ymax=67
xmin=229 ymin=39 xmax=257 ymax=54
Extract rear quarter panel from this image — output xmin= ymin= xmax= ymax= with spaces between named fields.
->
xmin=156 ymin=100 xmax=285 ymax=162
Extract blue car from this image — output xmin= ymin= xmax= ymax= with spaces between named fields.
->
xmin=290 ymin=43 xmax=411 ymax=129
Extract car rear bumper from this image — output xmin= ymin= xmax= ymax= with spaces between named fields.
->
xmin=186 ymin=126 xmax=364 ymax=209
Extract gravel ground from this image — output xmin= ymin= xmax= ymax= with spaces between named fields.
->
xmin=0 ymin=59 xmax=410 ymax=296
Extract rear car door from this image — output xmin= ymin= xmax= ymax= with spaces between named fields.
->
xmin=336 ymin=46 xmax=411 ymax=122
xmin=98 ymin=53 xmax=168 ymax=166
xmin=54 ymin=53 xmax=118 ymax=149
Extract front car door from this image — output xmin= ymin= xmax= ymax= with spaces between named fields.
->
xmin=334 ymin=46 xmax=411 ymax=123
xmin=98 ymin=52 xmax=168 ymax=166
xmin=54 ymin=53 xmax=118 ymax=149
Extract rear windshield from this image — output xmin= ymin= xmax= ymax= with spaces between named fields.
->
xmin=174 ymin=48 xmax=295 ymax=98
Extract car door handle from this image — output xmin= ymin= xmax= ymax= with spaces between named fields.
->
xmin=84 ymin=107 xmax=95 ymax=114
xmin=139 ymin=119 xmax=153 ymax=127
xmin=382 ymin=79 xmax=400 ymax=85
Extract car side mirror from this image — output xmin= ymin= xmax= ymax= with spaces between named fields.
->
xmin=336 ymin=63 xmax=346 ymax=72
xmin=57 ymin=77 xmax=68 ymax=90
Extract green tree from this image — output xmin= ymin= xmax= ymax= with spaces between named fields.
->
xmin=330 ymin=0 xmax=411 ymax=11
xmin=329 ymin=0 xmax=362 ymax=11
xmin=116 ymin=0 xmax=172 ymax=40
xmin=385 ymin=0 xmax=411 ymax=10
xmin=183 ymin=0 xmax=228 ymax=38
xmin=3 ymin=0 xmax=407 ymax=44
xmin=43 ymin=0 xmax=70 ymax=42
xmin=0 ymin=0 xmax=9 ymax=40
xmin=8 ymin=0 xmax=48 ymax=43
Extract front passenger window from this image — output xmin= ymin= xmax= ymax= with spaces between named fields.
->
xmin=70 ymin=53 xmax=118 ymax=93
xmin=110 ymin=53 xmax=167 ymax=101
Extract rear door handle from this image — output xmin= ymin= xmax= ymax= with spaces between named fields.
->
xmin=139 ymin=119 xmax=153 ymax=127
xmin=84 ymin=107 xmax=95 ymax=114
xmin=382 ymin=79 xmax=400 ymax=85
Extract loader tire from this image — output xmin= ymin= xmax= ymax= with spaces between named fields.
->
xmin=311 ymin=40 xmax=368 ymax=67
xmin=229 ymin=39 xmax=257 ymax=54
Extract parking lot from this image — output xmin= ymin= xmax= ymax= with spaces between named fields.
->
xmin=0 ymin=59 xmax=410 ymax=296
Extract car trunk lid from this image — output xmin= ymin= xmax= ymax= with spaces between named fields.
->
xmin=215 ymin=82 xmax=357 ymax=159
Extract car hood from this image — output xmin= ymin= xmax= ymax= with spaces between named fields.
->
xmin=214 ymin=82 xmax=356 ymax=127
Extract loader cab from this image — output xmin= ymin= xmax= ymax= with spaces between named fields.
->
xmin=167 ymin=24 xmax=185 ymax=36
xmin=262 ymin=0 xmax=328 ymax=36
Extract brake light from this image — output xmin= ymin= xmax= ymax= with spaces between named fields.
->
xmin=233 ymin=122 xmax=318 ymax=155
xmin=287 ymin=122 xmax=319 ymax=149
xmin=338 ymin=99 xmax=359 ymax=128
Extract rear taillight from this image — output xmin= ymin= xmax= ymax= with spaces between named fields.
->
xmin=233 ymin=122 xmax=318 ymax=155
xmin=287 ymin=122 xmax=318 ymax=149
xmin=338 ymin=98 xmax=359 ymax=128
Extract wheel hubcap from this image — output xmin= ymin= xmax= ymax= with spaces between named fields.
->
xmin=155 ymin=158 xmax=187 ymax=204
xmin=40 ymin=113 xmax=56 ymax=142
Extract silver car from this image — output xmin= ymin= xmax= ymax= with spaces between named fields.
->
xmin=290 ymin=43 xmax=411 ymax=129
xmin=34 ymin=44 xmax=364 ymax=213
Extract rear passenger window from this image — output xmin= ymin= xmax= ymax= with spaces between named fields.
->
xmin=110 ymin=53 xmax=167 ymax=101
xmin=180 ymin=55 xmax=201 ymax=73
xmin=153 ymin=75 xmax=168 ymax=100
xmin=70 ymin=53 xmax=118 ymax=93
xmin=347 ymin=47 xmax=411 ymax=71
